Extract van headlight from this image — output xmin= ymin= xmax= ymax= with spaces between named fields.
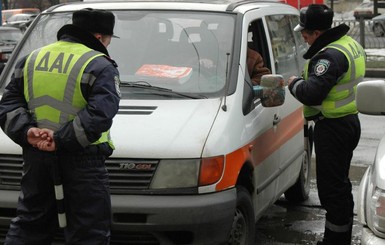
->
xmin=150 ymin=156 xmax=224 ymax=189
xmin=150 ymin=159 xmax=199 ymax=188
xmin=371 ymin=187 xmax=385 ymax=233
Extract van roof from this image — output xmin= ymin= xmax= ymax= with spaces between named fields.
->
xmin=46 ymin=0 xmax=286 ymax=13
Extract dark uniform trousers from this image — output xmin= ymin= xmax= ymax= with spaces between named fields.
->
xmin=314 ymin=113 xmax=361 ymax=245
xmin=4 ymin=146 xmax=112 ymax=245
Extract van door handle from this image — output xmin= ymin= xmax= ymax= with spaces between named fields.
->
xmin=273 ymin=114 xmax=281 ymax=126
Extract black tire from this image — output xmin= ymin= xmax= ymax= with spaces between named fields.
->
xmin=228 ymin=186 xmax=255 ymax=245
xmin=284 ymin=126 xmax=313 ymax=203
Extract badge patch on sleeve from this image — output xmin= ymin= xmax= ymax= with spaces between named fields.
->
xmin=314 ymin=59 xmax=330 ymax=76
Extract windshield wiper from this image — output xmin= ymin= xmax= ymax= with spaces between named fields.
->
xmin=121 ymin=81 xmax=170 ymax=91
xmin=120 ymin=81 xmax=207 ymax=99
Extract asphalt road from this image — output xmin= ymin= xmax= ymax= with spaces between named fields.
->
xmin=254 ymin=161 xmax=367 ymax=245
xmin=254 ymin=77 xmax=385 ymax=245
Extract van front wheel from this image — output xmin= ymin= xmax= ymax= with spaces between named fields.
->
xmin=228 ymin=186 xmax=255 ymax=245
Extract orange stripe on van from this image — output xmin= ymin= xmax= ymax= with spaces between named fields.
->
xmin=215 ymin=107 xmax=304 ymax=191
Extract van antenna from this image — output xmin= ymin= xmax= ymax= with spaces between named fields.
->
xmin=222 ymin=52 xmax=230 ymax=111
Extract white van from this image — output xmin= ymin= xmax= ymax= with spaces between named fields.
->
xmin=0 ymin=0 xmax=311 ymax=244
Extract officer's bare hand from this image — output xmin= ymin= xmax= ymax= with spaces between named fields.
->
xmin=287 ymin=76 xmax=298 ymax=86
xmin=27 ymin=128 xmax=56 ymax=151
xmin=27 ymin=127 xmax=49 ymax=147
xmin=36 ymin=139 xmax=56 ymax=152
xmin=36 ymin=128 xmax=56 ymax=152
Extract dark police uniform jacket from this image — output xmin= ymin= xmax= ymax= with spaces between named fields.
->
xmin=0 ymin=24 xmax=120 ymax=155
xmin=288 ymin=24 xmax=363 ymax=118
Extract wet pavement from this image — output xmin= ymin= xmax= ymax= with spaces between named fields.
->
xmin=254 ymin=108 xmax=385 ymax=245
xmin=255 ymin=161 xmax=367 ymax=245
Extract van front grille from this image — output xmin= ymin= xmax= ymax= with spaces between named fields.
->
xmin=106 ymin=158 xmax=159 ymax=193
xmin=0 ymin=154 xmax=158 ymax=193
xmin=0 ymin=154 xmax=23 ymax=190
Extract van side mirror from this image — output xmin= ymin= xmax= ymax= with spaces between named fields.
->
xmin=356 ymin=80 xmax=385 ymax=115
xmin=253 ymin=75 xmax=285 ymax=107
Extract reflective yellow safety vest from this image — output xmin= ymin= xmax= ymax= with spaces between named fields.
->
xmin=303 ymin=35 xmax=366 ymax=119
xmin=24 ymin=41 xmax=114 ymax=148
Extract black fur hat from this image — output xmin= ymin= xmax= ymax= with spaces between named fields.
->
xmin=72 ymin=8 xmax=116 ymax=36
xmin=294 ymin=4 xmax=334 ymax=32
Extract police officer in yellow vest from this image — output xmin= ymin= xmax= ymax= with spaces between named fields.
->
xmin=0 ymin=8 xmax=120 ymax=244
xmin=288 ymin=4 xmax=365 ymax=245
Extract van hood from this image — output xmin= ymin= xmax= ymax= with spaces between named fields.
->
xmin=0 ymin=98 xmax=221 ymax=158
xmin=111 ymin=99 xmax=221 ymax=159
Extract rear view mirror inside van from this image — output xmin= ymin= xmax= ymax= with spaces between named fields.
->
xmin=253 ymin=74 xmax=285 ymax=107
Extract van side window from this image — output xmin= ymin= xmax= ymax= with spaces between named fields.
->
xmin=242 ymin=19 xmax=271 ymax=115
xmin=246 ymin=19 xmax=271 ymax=86
xmin=265 ymin=15 xmax=299 ymax=80
xmin=246 ymin=19 xmax=271 ymax=85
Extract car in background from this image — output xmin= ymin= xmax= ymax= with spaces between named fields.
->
xmin=372 ymin=13 xmax=385 ymax=37
xmin=354 ymin=1 xmax=385 ymax=20
xmin=0 ymin=26 xmax=23 ymax=74
xmin=1 ymin=8 xmax=40 ymax=25
xmin=356 ymin=79 xmax=385 ymax=245
xmin=4 ymin=13 xmax=37 ymax=30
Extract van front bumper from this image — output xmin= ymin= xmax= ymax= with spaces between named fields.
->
xmin=0 ymin=189 xmax=237 ymax=244
xmin=111 ymin=188 xmax=237 ymax=245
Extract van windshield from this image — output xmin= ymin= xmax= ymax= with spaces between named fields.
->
xmin=2 ymin=10 xmax=235 ymax=99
